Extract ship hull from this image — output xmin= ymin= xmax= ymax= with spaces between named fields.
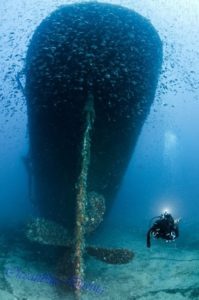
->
xmin=25 ymin=2 xmax=162 ymax=230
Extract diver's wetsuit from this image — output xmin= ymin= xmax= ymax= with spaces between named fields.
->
xmin=147 ymin=213 xmax=179 ymax=248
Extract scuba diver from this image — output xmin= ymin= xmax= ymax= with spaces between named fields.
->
xmin=147 ymin=211 xmax=180 ymax=248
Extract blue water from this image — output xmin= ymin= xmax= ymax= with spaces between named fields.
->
xmin=0 ymin=1 xmax=199 ymax=299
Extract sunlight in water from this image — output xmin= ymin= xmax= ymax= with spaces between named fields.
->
xmin=164 ymin=131 xmax=178 ymax=155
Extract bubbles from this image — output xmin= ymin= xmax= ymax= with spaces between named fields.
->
xmin=164 ymin=130 xmax=178 ymax=155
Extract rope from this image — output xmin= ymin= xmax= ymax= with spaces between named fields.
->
xmin=74 ymin=92 xmax=95 ymax=299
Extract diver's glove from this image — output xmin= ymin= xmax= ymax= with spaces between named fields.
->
xmin=146 ymin=230 xmax=151 ymax=248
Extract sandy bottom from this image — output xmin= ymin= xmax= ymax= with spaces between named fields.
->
xmin=1 ymin=226 xmax=199 ymax=300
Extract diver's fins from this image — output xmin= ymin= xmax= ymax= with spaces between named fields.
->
xmin=147 ymin=230 xmax=151 ymax=248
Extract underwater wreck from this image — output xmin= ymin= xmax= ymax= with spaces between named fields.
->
xmin=25 ymin=2 xmax=162 ymax=295
xmin=26 ymin=2 xmax=162 ymax=227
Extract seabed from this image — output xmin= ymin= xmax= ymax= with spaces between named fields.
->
xmin=0 ymin=225 xmax=198 ymax=300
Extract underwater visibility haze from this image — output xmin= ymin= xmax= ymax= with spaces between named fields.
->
xmin=0 ymin=1 xmax=199 ymax=299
